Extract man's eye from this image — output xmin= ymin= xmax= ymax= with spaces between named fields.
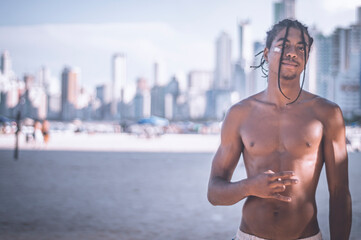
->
xmin=298 ymin=46 xmax=305 ymax=51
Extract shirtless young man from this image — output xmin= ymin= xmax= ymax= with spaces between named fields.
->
xmin=207 ymin=19 xmax=352 ymax=240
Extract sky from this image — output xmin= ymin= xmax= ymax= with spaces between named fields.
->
xmin=0 ymin=0 xmax=360 ymax=94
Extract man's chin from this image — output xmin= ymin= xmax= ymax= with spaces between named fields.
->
xmin=281 ymin=74 xmax=298 ymax=81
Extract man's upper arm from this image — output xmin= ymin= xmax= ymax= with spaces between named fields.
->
xmin=210 ymin=104 xmax=245 ymax=182
xmin=321 ymin=103 xmax=349 ymax=192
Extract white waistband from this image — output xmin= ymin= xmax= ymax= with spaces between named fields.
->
xmin=235 ymin=229 xmax=323 ymax=240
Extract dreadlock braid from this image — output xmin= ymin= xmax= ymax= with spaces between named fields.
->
xmin=278 ymin=22 xmax=291 ymax=100
xmin=286 ymin=25 xmax=308 ymax=105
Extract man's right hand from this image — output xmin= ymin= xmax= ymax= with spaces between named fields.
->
xmin=246 ymin=170 xmax=299 ymax=202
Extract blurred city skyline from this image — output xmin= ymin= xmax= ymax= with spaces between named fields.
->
xmin=1 ymin=0 xmax=360 ymax=93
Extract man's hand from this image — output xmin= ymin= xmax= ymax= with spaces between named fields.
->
xmin=247 ymin=170 xmax=299 ymax=202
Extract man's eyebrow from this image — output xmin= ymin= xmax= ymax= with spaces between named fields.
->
xmin=276 ymin=37 xmax=289 ymax=43
xmin=276 ymin=37 xmax=308 ymax=46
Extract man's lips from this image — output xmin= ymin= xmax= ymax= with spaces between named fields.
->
xmin=281 ymin=61 xmax=299 ymax=67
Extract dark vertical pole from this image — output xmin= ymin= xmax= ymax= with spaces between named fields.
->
xmin=14 ymin=111 xmax=21 ymax=160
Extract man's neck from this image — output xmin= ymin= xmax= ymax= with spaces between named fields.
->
xmin=264 ymin=76 xmax=302 ymax=107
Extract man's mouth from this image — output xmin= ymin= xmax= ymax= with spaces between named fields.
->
xmin=281 ymin=61 xmax=298 ymax=67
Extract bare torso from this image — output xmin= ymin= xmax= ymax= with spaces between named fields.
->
xmin=239 ymin=91 xmax=324 ymax=239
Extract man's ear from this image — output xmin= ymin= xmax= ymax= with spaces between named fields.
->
xmin=263 ymin=48 xmax=269 ymax=63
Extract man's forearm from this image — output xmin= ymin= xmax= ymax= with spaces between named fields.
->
xmin=329 ymin=189 xmax=352 ymax=240
xmin=208 ymin=177 xmax=250 ymax=206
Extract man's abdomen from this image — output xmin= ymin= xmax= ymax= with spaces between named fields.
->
xmin=241 ymin=196 xmax=320 ymax=240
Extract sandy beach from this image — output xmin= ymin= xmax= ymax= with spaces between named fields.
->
xmin=0 ymin=132 xmax=220 ymax=153
xmin=0 ymin=133 xmax=360 ymax=240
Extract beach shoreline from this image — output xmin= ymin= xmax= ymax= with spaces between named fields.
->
xmin=0 ymin=132 xmax=220 ymax=153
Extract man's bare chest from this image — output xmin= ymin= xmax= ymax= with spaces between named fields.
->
xmin=240 ymin=110 xmax=323 ymax=157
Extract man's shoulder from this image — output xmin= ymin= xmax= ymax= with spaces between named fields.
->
xmin=228 ymin=93 xmax=260 ymax=114
xmin=223 ymin=95 xmax=260 ymax=126
xmin=304 ymin=92 xmax=343 ymax=122
xmin=309 ymin=94 xmax=340 ymax=113
xmin=234 ymin=92 xmax=265 ymax=107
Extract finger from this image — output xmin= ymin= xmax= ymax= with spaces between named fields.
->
xmin=272 ymin=193 xmax=292 ymax=202
xmin=282 ymin=178 xmax=299 ymax=185
xmin=269 ymin=171 xmax=295 ymax=181
xmin=269 ymin=178 xmax=298 ymax=188
xmin=272 ymin=185 xmax=286 ymax=192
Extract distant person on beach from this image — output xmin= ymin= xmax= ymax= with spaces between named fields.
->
xmin=42 ymin=120 xmax=50 ymax=145
xmin=207 ymin=19 xmax=351 ymax=240
xmin=33 ymin=120 xmax=44 ymax=147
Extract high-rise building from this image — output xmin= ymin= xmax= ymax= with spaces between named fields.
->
xmin=250 ymin=41 xmax=268 ymax=95
xmin=331 ymin=9 xmax=361 ymax=118
xmin=24 ymin=74 xmax=35 ymax=91
xmin=96 ymin=84 xmax=111 ymax=105
xmin=61 ymin=67 xmax=79 ymax=121
xmin=47 ymin=93 xmax=61 ymax=120
xmin=111 ymin=53 xmax=126 ymax=118
xmin=187 ymin=71 xmax=213 ymax=119
xmin=273 ymin=0 xmax=296 ymax=23
xmin=38 ymin=66 xmax=50 ymax=93
xmin=150 ymin=61 xmax=172 ymax=118
xmin=151 ymin=85 xmax=165 ymax=117
xmin=188 ymin=70 xmax=213 ymax=92
xmin=307 ymin=29 xmax=332 ymax=99
xmin=153 ymin=61 xmax=168 ymax=87
xmin=238 ymin=21 xmax=254 ymax=73
xmin=234 ymin=21 xmax=255 ymax=98
xmin=95 ymin=84 xmax=111 ymax=119
xmin=134 ymin=77 xmax=151 ymax=119
xmin=215 ymin=31 xmax=232 ymax=90
xmin=165 ymin=76 xmax=180 ymax=120
xmin=0 ymin=51 xmax=12 ymax=77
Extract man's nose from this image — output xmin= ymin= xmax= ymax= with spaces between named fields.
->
xmin=285 ymin=46 xmax=297 ymax=58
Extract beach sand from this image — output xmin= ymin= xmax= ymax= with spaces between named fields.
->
xmin=0 ymin=133 xmax=360 ymax=240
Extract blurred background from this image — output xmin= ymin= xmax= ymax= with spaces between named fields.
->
xmin=0 ymin=0 xmax=360 ymax=239
xmin=0 ymin=0 xmax=360 ymax=134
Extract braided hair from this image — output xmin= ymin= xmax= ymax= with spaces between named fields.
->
xmin=251 ymin=19 xmax=314 ymax=104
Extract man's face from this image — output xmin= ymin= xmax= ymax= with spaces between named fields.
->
xmin=264 ymin=27 xmax=310 ymax=81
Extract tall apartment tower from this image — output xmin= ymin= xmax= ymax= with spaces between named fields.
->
xmin=111 ymin=53 xmax=127 ymax=118
xmin=134 ymin=77 xmax=151 ymax=119
xmin=331 ymin=7 xmax=361 ymax=118
xmin=215 ymin=31 xmax=232 ymax=90
xmin=274 ymin=0 xmax=296 ymax=23
xmin=61 ymin=67 xmax=79 ymax=121
xmin=153 ymin=61 xmax=167 ymax=86
xmin=188 ymin=71 xmax=213 ymax=119
xmin=236 ymin=20 xmax=255 ymax=97
xmin=0 ymin=50 xmax=12 ymax=76
xmin=307 ymin=29 xmax=332 ymax=100
xmin=238 ymin=21 xmax=254 ymax=72
xmin=154 ymin=62 xmax=161 ymax=86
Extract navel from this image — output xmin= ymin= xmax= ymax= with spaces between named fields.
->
xmin=250 ymin=142 xmax=255 ymax=147
xmin=306 ymin=142 xmax=311 ymax=148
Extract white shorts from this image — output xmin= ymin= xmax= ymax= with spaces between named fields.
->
xmin=234 ymin=229 xmax=323 ymax=240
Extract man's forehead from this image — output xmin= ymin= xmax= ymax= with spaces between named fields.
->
xmin=274 ymin=27 xmax=309 ymax=44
